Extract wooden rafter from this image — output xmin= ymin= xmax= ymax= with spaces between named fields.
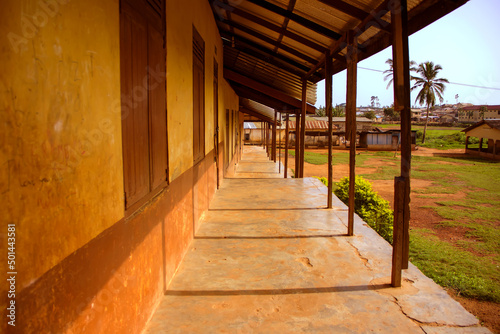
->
xmin=221 ymin=32 xmax=309 ymax=74
xmin=225 ymin=68 xmax=316 ymax=114
xmin=273 ymin=0 xmax=297 ymax=53
xmin=240 ymin=107 xmax=275 ymax=123
xmin=217 ymin=21 xmax=318 ymax=65
xmin=213 ymin=2 xmax=328 ymax=53
xmin=246 ymin=0 xmax=342 ymax=40
xmin=317 ymin=0 xmax=370 ymax=22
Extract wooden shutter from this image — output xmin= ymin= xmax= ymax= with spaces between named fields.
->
xmin=120 ymin=5 xmax=150 ymax=207
xmin=193 ymin=27 xmax=205 ymax=164
xmin=120 ymin=0 xmax=167 ymax=209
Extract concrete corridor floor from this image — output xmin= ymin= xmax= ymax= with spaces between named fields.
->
xmin=145 ymin=146 xmax=490 ymax=333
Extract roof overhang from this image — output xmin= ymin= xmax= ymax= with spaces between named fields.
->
xmin=210 ymin=0 xmax=469 ymax=119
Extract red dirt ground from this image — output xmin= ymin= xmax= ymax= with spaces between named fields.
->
xmin=284 ymin=147 xmax=499 ymax=333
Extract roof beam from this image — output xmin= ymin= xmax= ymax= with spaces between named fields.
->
xmin=273 ymin=0 xmax=297 ymax=53
xmin=246 ymin=0 xmax=342 ymax=40
xmin=240 ymin=106 xmax=275 ymax=123
xmin=305 ymin=0 xmax=391 ymax=79
xmin=213 ymin=2 xmax=328 ymax=53
xmin=218 ymin=21 xmax=318 ymax=65
xmin=317 ymin=0 xmax=369 ymax=21
xmin=221 ymin=32 xmax=308 ymax=72
xmin=221 ymin=33 xmax=323 ymax=82
xmin=233 ymin=84 xmax=291 ymax=111
xmin=225 ymin=69 xmax=316 ymax=114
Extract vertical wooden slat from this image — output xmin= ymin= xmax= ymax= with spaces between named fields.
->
xmin=346 ymin=30 xmax=358 ymax=236
xmin=392 ymin=0 xmax=411 ymax=269
xmin=299 ymin=80 xmax=307 ymax=178
xmin=284 ymin=114 xmax=289 ymax=178
xmin=149 ymin=22 xmax=168 ymax=190
xmin=325 ymin=51 xmax=333 ymax=209
xmin=295 ymin=112 xmax=300 ymax=178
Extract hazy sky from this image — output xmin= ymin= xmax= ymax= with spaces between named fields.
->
xmin=315 ymin=0 xmax=500 ymax=108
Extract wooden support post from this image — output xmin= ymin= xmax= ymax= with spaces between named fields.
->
xmin=392 ymin=0 xmax=411 ymax=270
xmin=265 ymin=122 xmax=269 ymax=157
xmin=273 ymin=110 xmax=277 ymax=162
xmin=392 ymin=177 xmax=405 ymax=287
xmin=465 ymin=136 xmax=469 ymax=150
xmin=262 ymin=122 xmax=264 ymax=147
xmin=299 ymin=79 xmax=307 ymax=178
xmin=279 ymin=112 xmax=282 ymax=173
xmin=295 ymin=112 xmax=300 ymax=178
xmin=284 ymin=114 xmax=289 ymax=178
xmin=346 ymin=30 xmax=357 ymax=236
xmin=325 ymin=51 xmax=333 ymax=209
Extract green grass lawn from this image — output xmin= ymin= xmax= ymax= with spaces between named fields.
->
xmin=298 ymin=148 xmax=500 ymax=303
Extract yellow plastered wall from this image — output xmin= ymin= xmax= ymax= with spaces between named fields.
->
xmin=0 ymin=0 xmax=123 ymax=290
xmin=466 ymin=124 xmax=500 ymax=141
xmin=166 ymin=0 xmax=238 ymax=181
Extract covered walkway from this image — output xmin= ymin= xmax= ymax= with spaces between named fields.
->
xmin=146 ymin=146 xmax=488 ymax=333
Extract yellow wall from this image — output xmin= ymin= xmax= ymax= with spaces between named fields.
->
xmin=166 ymin=0 xmax=237 ymax=181
xmin=466 ymin=124 xmax=500 ymax=141
xmin=0 ymin=0 xmax=240 ymax=293
xmin=0 ymin=0 xmax=123 ymax=290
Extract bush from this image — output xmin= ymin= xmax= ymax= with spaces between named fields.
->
xmin=331 ymin=176 xmax=394 ymax=243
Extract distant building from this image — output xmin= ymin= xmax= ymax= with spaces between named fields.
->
xmin=458 ymin=105 xmax=500 ymax=123
xmin=462 ymin=120 xmax=500 ymax=160
xmin=359 ymin=128 xmax=417 ymax=151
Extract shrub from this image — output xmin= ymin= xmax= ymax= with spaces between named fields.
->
xmin=332 ymin=176 xmax=394 ymax=243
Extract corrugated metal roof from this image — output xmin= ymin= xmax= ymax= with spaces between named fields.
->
xmin=211 ymin=0 xmax=469 ymax=118
xmin=287 ymin=120 xmax=338 ymax=130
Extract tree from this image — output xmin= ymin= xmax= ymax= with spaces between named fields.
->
xmin=316 ymin=104 xmax=345 ymax=117
xmin=316 ymin=105 xmax=326 ymax=117
xmin=411 ymin=61 xmax=449 ymax=143
xmin=370 ymin=96 xmax=379 ymax=108
xmin=332 ymin=104 xmax=345 ymax=117
xmin=363 ymin=111 xmax=376 ymax=120
xmin=383 ymin=107 xmax=398 ymax=121
xmin=383 ymin=58 xmax=417 ymax=90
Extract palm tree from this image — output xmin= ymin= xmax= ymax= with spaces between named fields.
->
xmin=411 ymin=61 xmax=449 ymax=143
xmin=383 ymin=58 xmax=417 ymax=89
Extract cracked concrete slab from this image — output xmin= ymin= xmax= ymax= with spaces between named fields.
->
xmin=145 ymin=146 xmax=490 ymax=333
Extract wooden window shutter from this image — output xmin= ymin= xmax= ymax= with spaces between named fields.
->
xmin=193 ymin=26 xmax=205 ymax=164
xmin=120 ymin=0 xmax=167 ymax=210
xmin=120 ymin=6 xmax=150 ymax=207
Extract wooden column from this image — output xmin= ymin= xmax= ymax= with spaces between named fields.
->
xmin=262 ymin=122 xmax=264 ymax=147
xmin=391 ymin=0 xmax=412 ymax=287
xmin=273 ymin=110 xmax=277 ymax=162
xmin=299 ymin=79 xmax=307 ymax=178
xmin=279 ymin=112 xmax=282 ymax=173
xmin=346 ymin=30 xmax=357 ymax=236
xmin=284 ymin=114 xmax=289 ymax=178
xmin=325 ymin=51 xmax=333 ymax=209
xmin=465 ymin=136 xmax=469 ymax=150
xmin=295 ymin=112 xmax=300 ymax=178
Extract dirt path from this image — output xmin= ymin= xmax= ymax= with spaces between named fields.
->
xmin=283 ymin=148 xmax=499 ymax=333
